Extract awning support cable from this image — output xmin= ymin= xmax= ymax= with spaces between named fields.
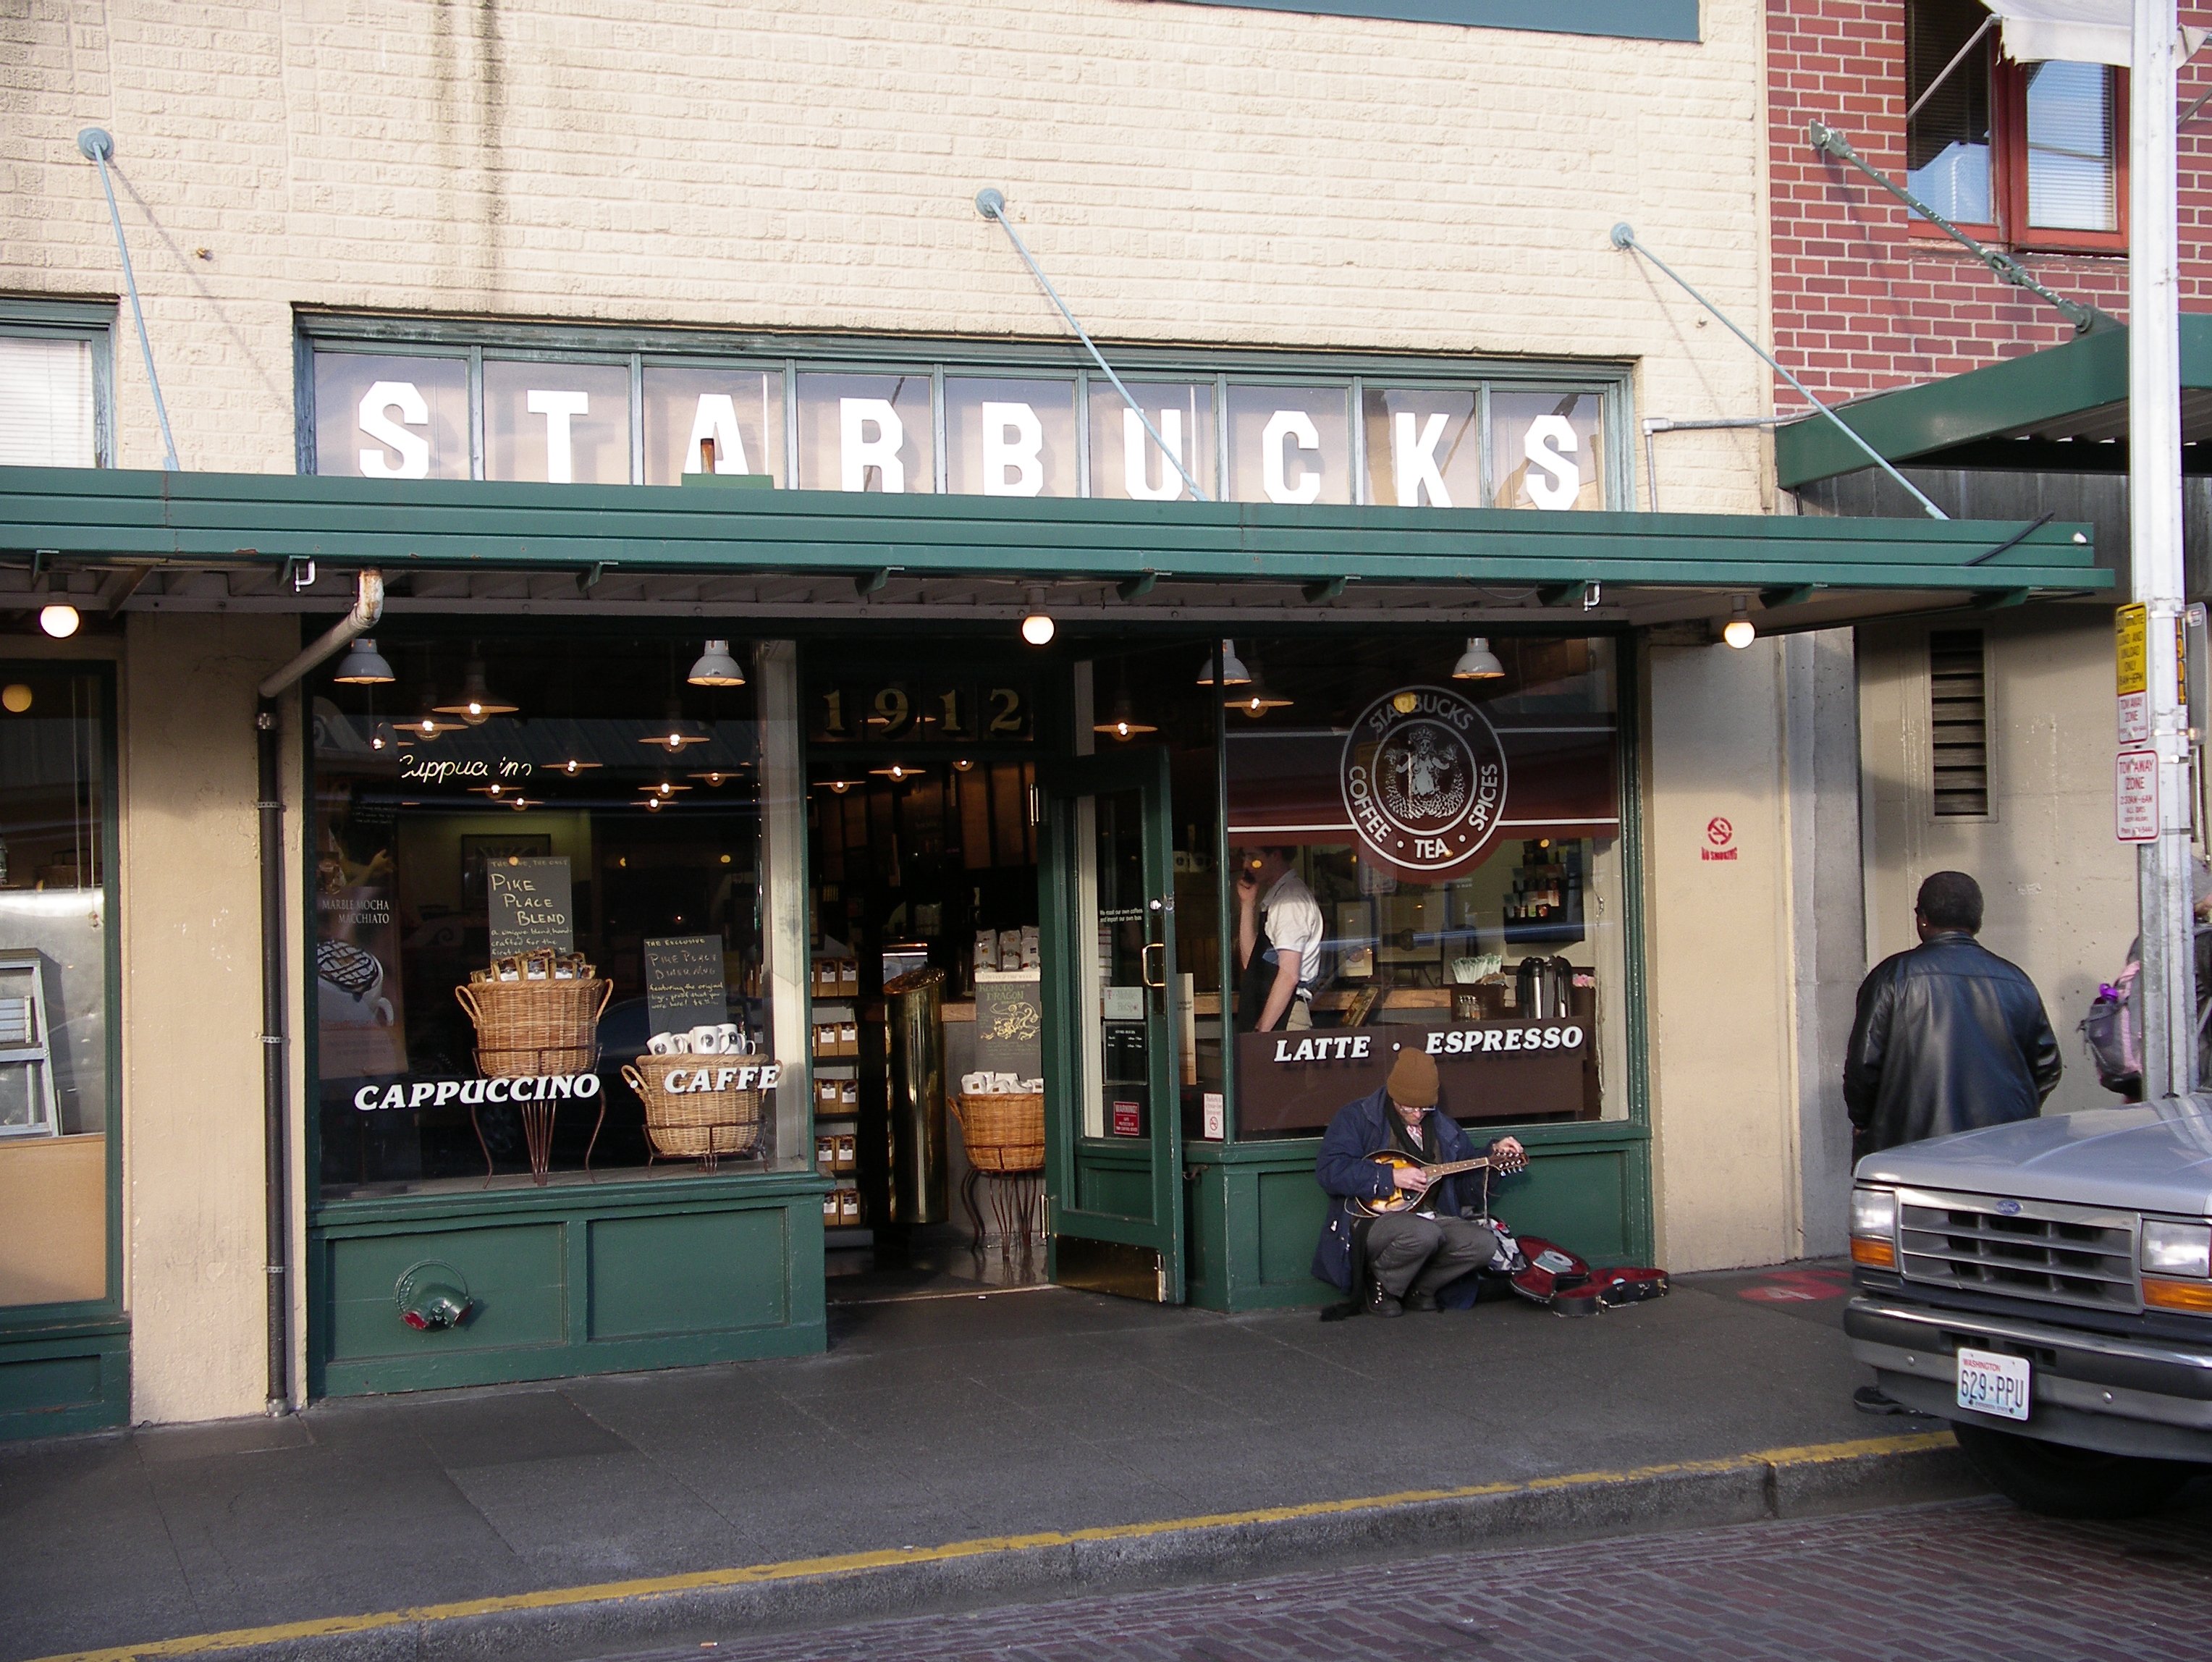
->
xmin=75 ymin=129 xmax=180 ymax=473
xmin=973 ymin=188 xmax=1210 ymax=503
xmin=1610 ymin=223 xmax=1949 ymax=519
xmin=1805 ymin=120 xmax=2116 ymax=337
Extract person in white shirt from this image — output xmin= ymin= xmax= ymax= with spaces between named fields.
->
xmin=1236 ymin=846 xmax=1324 ymax=1032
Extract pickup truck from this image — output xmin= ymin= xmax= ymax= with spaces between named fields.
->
xmin=1847 ymin=1095 xmax=2212 ymax=1517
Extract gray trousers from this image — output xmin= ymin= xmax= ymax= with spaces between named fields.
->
xmin=1367 ymin=1212 xmax=1498 ymax=1299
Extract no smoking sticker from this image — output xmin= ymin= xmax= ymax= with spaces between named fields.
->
xmin=1700 ymin=816 xmax=1738 ymax=862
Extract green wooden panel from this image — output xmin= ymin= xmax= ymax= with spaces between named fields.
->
xmin=1074 ymin=1157 xmax=1154 ymax=1220
xmin=325 ymin=1224 xmax=565 ymax=1364
xmin=1491 ymin=1149 xmax=1632 ymax=1262
xmin=1183 ymin=1166 xmax=1225 ymax=1307
xmin=588 ymin=1210 xmax=787 ymax=1338
xmin=0 ymin=465 xmax=2105 ymax=594
xmin=0 ymin=1328 xmax=129 ymax=1440
xmin=1257 ymin=1169 xmax=1330 ymax=1287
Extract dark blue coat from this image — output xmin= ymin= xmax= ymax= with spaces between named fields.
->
xmin=1310 ymin=1087 xmax=1487 ymax=1293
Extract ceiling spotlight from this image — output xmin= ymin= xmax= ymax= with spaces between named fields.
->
xmin=1198 ymin=639 xmax=1252 ymax=687
xmin=1451 ymin=636 xmax=1506 ymax=681
xmin=38 ymin=603 xmax=80 ymax=639
xmin=434 ymin=658 xmax=518 ymax=724
xmin=686 ymin=639 xmax=746 ymax=688
xmin=1019 ymin=586 xmax=1055 ymax=646
xmin=332 ymin=637 xmax=397 ymax=685
xmin=1723 ymin=599 xmax=1756 ymax=650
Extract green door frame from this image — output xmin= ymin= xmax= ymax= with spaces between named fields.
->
xmin=1037 ymin=747 xmax=1186 ymax=1302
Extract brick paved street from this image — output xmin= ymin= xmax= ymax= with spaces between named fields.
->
xmin=668 ymin=1495 xmax=2212 ymax=1662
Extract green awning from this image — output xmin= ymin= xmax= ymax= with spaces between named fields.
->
xmin=0 ymin=463 xmax=2108 ymax=635
xmin=1776 ymin=316 xmax=2212 ymax=490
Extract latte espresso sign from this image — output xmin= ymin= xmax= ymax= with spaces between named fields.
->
xmin=1341 ymin=686 xmax=1507 ymax=879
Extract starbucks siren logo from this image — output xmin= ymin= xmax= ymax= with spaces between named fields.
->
xmin=1340 ymin=685 xmax=1508 ymax=873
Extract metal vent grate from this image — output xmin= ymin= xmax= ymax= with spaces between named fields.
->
xmin=1897 ymin=1187 xmax=2139 ymax=1312
xmin=1930 ymin=629 xmax=1988 ymax=817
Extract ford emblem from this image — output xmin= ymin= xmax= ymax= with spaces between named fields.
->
xmin=1997 ymin=1199 xmax=2022 ymax=1217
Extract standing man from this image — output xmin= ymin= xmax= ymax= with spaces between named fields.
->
xmin=1313 ymin=1050 xmax=1524 ymax=1316
xmin=1844 ymin=870 xmax=2061 ymax=1413
xmin=1844 ymin=870 xmax=2063 ymax=1160
xmin=1236 ymin=845 xmax=1323 ymax=1032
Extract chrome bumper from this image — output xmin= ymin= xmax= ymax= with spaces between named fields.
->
xmin=1847 ymin=1295 xmax=2212 ymax=1435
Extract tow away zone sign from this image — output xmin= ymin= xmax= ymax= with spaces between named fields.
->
xmin=2117 ymin=749 xmax=2160 ymax=843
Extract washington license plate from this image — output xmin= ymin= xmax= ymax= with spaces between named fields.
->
xmin=1955 ymin=1346 xmax=2031 ymax=1421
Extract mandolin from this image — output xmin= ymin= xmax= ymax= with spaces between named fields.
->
xmin=1350 ymin=1145 xmax=1529 ymax=1218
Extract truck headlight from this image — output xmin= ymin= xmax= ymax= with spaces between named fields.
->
xmin=2143 ymin=1220 xmax=2212 ymax=1278
xmin=1849 ymin=1186 xmax=1898 ymax=1270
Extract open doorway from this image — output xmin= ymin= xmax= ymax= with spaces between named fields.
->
xmin=803 ymin=651 xmax=1049 ymax=1302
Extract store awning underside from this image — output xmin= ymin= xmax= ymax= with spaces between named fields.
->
xmin=0 ymin=465 xmax=2106 ymax=638
xmin=1776 ymin=318 xmax=2212 ymax=489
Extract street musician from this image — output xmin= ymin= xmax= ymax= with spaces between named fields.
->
xmin=1312 ymin=1049 xmax=1525 ymax=1316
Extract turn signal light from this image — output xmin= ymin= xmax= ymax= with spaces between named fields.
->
xmin=1849 ymin=1236 xmax=1897 ymax=1269
xmin=2143 ymin=1275 xmax=2212 ymax=1313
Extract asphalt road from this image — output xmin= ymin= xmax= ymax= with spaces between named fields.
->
xmin=613 ymin=1493 xmax=2212 ymax=1662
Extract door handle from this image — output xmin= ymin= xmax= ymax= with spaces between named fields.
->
xmin=1142 ymin=940 xmax=1167 ymax=990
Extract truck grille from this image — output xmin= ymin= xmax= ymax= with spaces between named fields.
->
xmin=1895 ymin=1187 xmax=2140 ymax=1314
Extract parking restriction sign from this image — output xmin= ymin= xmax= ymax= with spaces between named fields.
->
xmin=2117 ymin=604 xmax=2150 ymax=745
xmin=2117 ymin=749 xmax=2160 ymax=843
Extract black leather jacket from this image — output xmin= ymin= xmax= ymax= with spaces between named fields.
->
xmin=1843 ymin=931 xmax=2062 ymax=1156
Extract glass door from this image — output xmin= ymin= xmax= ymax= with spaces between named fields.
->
xmin=1037 ymin=748 xmax=1184 ymax=1303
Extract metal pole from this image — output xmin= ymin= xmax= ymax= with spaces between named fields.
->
xmin=1611 ymin=224 xmax=1949 ymax=520
xmin=974 ymin=189 xmax=1210 ymax=502
xmin=75 ymin=130 xmax=180 ymax=473
xmin=2134 ymin=0 xmax=2197 ymax=1098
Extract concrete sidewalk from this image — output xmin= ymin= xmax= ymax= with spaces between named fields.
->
xmin=1 ymin=1263 xmax=1984 ymax=1662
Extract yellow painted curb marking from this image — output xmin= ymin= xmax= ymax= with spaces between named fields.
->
xmin=33 ymin=1431 xmax=1953 ymax=1662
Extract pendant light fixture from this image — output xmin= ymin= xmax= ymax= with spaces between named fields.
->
xmin=1450 ymin=636 xmax=1506 ymax=680
xmin=869 ymin=762 xmax=924 ymax=782
xmin=1019 ymin=586 xmax=1055 ymax=646
xmin=38 ymin=603 xmax=81 ymax=639
xmin=685 ymin=639 xmax=746 ymax=687
xmin=406 ymin=696 xmax=464 ymax=741
xmin=433 ymin=654 xmax=518 ymax=725
xmin=1092 ymin=681 xmax=1158 ymax=741
xmin=1196 ymin=638 xmax=1252 ymax=687
xmin=556 ymin=757 xmax=603 ymax=776
xmin=332 ymin=637 xmax=397 ymax=685
xmin=640 ymin=699 xmax=712 ymax=753
xmin=1722 ymin=598 xmax=1756 ymax=649
xmin=1225 ymin=649 xmax=1292 ymax=718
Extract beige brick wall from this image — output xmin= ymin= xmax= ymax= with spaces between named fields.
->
xmin=5 ymin=0 xmax=1774 ymax=510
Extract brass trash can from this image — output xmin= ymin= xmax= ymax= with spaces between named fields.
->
xmin=884 ymin=966 xmax=948 ymax=1225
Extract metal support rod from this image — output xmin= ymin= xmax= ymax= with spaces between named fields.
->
xmin=1612 ymin=224 xmax=1949 ymax=519
xmin=1805 ymin=120 xmax=2113 ymax=336
xmin=974 ymin=189 xmax=1210 ymax=502
xmin=75 ymin=130 xmax=180 ymax=473
xmin=1640 ymin=416 xmax=1794 ymax=512
xmin=257 ymin=570 xmax=384 ymax=700
xmin=2133 ymin=0 xmax=2198 ymax=1099
xmin=1904 ymin=14 xmax=1996 ymax=123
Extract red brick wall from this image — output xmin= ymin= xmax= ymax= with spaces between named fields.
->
xmin=1768 ymin=0 xmax=2212 ymax=405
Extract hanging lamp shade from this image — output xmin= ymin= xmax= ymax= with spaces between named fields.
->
xmin=1451 ymin=636 xmax=1506 ymax=680
xmin=1225 ymin=650 xmax=1291 ymax=717
xmin=640 ymin=699 xmax=712 ymax=752
xmin=407 ymin=696 xmax=464 ymax=740
xmin=1197 ymin=638 xmax=1252 ymax=687
xmin=433 ymin=659 xmax=518 ymax=723
xmin=1093 ymin=687 xmax=1158 ymax=741
xmin=686 ymin=639 xmax=746 ymax=687
xmin=332 ymin=637 xmax=397 ymax=685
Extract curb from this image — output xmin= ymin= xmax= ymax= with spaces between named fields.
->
xmin=32 ymin=1431 xmax=1979 ymax=1662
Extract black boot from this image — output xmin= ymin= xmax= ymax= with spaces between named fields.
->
xmin=1402 ymin=1289 xmax=1440 ymax=1313
xmin=1367 ymin=1281 xmax=1403 ymax=1318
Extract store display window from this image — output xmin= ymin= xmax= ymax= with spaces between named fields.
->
xmin=1220 ymin=635 xmax=1627 ymax=1138
xmin=0 ymin=666 xmax=116 ymax=1308
xmin=310 ymin=634 xmax=808 ymax=1198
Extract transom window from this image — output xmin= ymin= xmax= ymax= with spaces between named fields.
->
xmin=303 ymin=327 xmax=1626 ymax=512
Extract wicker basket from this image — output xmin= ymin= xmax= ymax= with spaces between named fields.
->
xmin=953 ymin=1092 xmax=1044 ymax=1173
xmin=622 ymin=1054 xmax=764 ymax=1165
xmin=456 ymin=975 xmax=611 ymax=1077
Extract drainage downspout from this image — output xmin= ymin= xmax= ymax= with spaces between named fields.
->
xmin=253 ymin=570 xmax=383 ymax=1414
